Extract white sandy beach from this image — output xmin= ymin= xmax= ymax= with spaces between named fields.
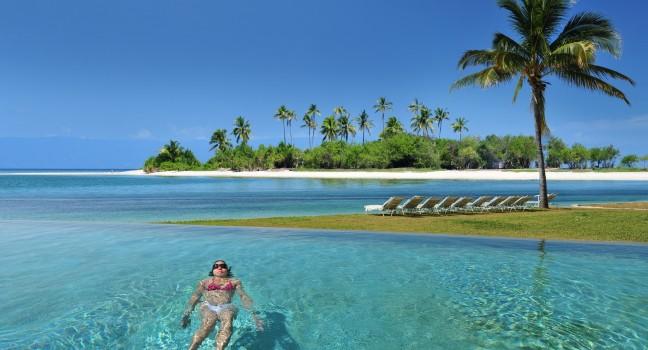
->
xmin=3 ymin=169 xmax=648 ymax=180
xmin=122 ymin=169 xmax=648 ymax=181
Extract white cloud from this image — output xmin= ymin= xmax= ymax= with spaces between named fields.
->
xmin=132 ymin=129 xmax=153 ymax=139
xmin=168 ymin=125 xmax=211 ymax=141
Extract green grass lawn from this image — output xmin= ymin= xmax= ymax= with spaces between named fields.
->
xmin=166 ymin=208 xmax=648 ymax=243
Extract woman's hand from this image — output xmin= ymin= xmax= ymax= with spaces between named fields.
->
xmin=180 ymin=313 xmax=191 ymax=328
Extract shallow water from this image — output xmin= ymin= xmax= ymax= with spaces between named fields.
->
xmin=1 ymin=221 xmax=647 ymax=349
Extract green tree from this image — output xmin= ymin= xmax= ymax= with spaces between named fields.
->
xmin=620 ymin=154 xmax=639 ymax=168
xmin=232 ymin=116 xmax=251 ymax=145
xmin=356 ymin=110 xmax=373 ymax=145
xmin=302 ymin=104 xmax=320 ymax=148
xmin=452 ymin=0 xmax=634 ymax=208
xmin=600 ymin=145 xmax=620 ymax=168
xmin=565 ymin=143 xmax=590 ymax=169
xmin=274 ymin=105 xmax=289 ymax=144
xmin=286 ymin=109 xmax=296 ymax=145
xmin=159 ymin=140 xmax=183 ymax=162
xmin=452 ymin=117 xmax=469 ymax=140
xmin=546 ymin=136 xmax=567 ymax=168
xmin=373 ymin=97 xmax=393 ymax=133
xmin=589 ymin=146 xmax=603 ymax=168
xmin=337 ymin=114 xmax=356 ymax=142
xmin=411 ymin=107 xmax=434 ymax=138
xmin=433 ymin=108 xmax=449 ymax=138
xmin=320 ymin=115 xmax=339 ymax=142
xmin=408 ymin=98 xmax=423 ymax=116
xmin=381 ymin=116 xmax=405 ymax=139
xmin=209 ymin=129 xmax=232 ymax=153
xmin=333 ymin=106 xmax=348 ymax=119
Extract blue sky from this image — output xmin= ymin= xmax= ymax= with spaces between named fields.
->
xmin=0 ymin=0 xmax=646 ymax=168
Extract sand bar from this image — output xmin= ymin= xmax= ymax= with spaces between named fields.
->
xmin=4 ymin=169 xmax=645 ymax=181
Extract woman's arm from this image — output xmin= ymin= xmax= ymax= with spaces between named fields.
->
xmin=236 ymin=280 xmax=264 ymax=331
xmin=181 ymin=281 xmax=204 ymax=328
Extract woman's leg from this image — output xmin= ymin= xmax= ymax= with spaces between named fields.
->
xmin=215 ymin=308 xmax=237 ymax=350
xmin=188 ymin=304 xmax=218 ymax=350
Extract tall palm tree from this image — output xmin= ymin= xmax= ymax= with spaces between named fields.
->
xmin=373 ymin=97 xmax=393 ymax=132
xmin=232 ymin=116 xmax=251 ymax=145
xmin=274 ymin=105 xmax=289 ymax=144
xmin=452 ymin=0 xmax=633 ymax=208
xmin=356 ymin=110 xmax=373 ymax=145
xmin=337 ymin=114 xmax=356 ymax=142
xmin=320 ymin=115 xmax=339 ymax=142
xmin=302 ymin=104 xmax=320 ymax=148
xmin=333 ymin=106 xmax=347 ymax=119
xmin=382 ymin=116 xmax=404 ymax=138
xmin=411 ymin=107 xmax=434 ymax=138
xmin=408 ymin=98 xmax=422 ymax=116
xmin=286 ymin=109 xmax=296 ymax=145
xmin=209 ymin=129 xmax=232 ymax=152
xmin=433 ymin=108 xmax=449 ymax=138
xmin=452 ymin=117 xmax=469 ymax=141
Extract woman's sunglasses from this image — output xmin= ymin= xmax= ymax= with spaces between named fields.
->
xmin=213 ymin=263 xmax=228 ymax=269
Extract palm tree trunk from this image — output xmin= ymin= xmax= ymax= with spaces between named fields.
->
xmin=362 ymin=130 xmax=365 ymax=145
xmin=282 ymin=121 xmax=286 ymax=144
xmin=382 ymin=113 xmax=385 ymax=133
xmin=532 ymin=85 xmax=549 ymax=209
xmin=289 ymin=123 xmax=293 ymax=145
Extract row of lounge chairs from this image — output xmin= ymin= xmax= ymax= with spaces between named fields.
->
xmin=364 ymin=194 xmax=557 ymax=216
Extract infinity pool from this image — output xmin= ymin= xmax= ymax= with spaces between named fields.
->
xmin=2 ymin=221 xmax=647 ymax=349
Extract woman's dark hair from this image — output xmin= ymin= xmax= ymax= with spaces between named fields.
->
xmin=208 ymin=260 xmax=233 ymax=277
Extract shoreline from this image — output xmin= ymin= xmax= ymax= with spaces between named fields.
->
xmin=4 ymin=169 xmax=648 ymax=181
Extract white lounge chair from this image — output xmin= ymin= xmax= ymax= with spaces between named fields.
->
xmin=414 ymin=197 xmax=441 ymax=215
xmin=479 ymin=196 xmax=508 ymax=212
xmin=395 ymin=196 xmax=424 ymax=215
xmin=364 ymin=196 xmax=405 ymax=216
xmin=432 ymin=196 xmax=459 ymax=215
xmin=527 ymin=193 xmax=558 ymax=208
xmin=465 ymin=196 xmax=494 ymax=212
xmin=448 ymin=197 xmax=474 ymax=213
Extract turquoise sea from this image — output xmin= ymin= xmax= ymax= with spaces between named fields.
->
xmin=1 ymin=174 xmax=648 ymax=349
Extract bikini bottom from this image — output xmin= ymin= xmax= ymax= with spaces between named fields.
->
xmin=204 ymin=302 xmax=237 ymax=315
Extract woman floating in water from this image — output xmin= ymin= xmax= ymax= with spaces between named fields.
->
xmin=181 ymin=260 xmax=263 ymax=350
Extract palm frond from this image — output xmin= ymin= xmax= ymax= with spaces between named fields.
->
xmin=497 ymin=0 xmax=530 ymax=37
xmin=452 ymin=66 xmax=515 ymax=90
xmin=554 ymin=69 xmax=631 ymax=104
xmin=550 ymin=12 xmax=621 ymax=56
xmin=493 ymin=33 xmax=528 ymax=58
xmin=512 ymin=75 xmax=525 ymax=103
xmin=587 ymin=64 xmax=635 ymax=85
xmin=550 ymin=41 xmax=596 ymax=67
xmin=457 ymin=50 xmax=495 ymax=69
xmin=540 ymin=0 xmax=570 ymax=37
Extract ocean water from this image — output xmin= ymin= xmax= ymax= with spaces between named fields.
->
xmin=1 ymin=175 xmax=648 ymax=222
xmin=1 ymin=175 xmax=648 ymax=349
